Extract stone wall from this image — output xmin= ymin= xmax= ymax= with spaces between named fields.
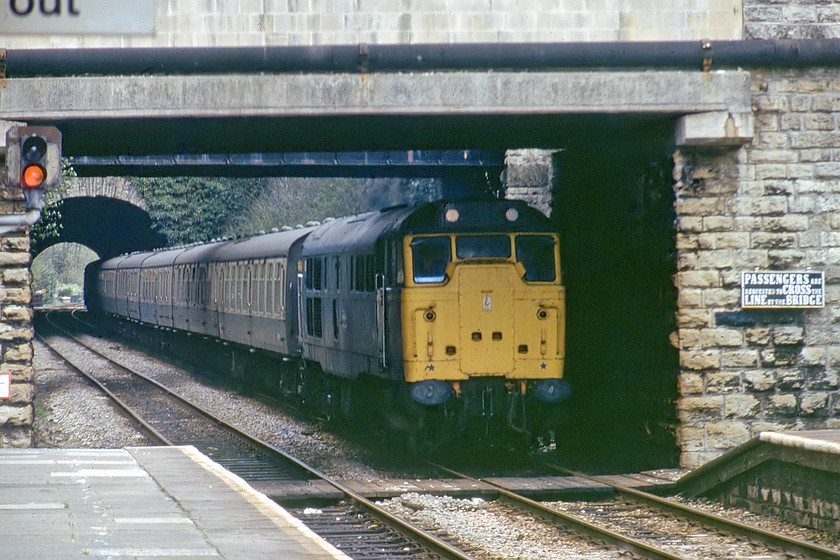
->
xmin=674 ymin=67 xmax=840 ymax=467
xmin=744 ymin=0 xmax=840 ymax=39
xmin=0 ymin=186 xmax=34 ymax=447
xmin=0 ymin=0 xmax=742 ymax=49
xmin=63 ymin=177 xmax=148 ymax=211
xmin=504 ymin=149 xmax=554 ymax=216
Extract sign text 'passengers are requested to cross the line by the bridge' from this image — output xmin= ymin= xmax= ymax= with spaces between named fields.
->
xmin=741 ymin=271 xmax=825 ymax=309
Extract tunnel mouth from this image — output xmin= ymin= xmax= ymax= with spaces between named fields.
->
xmin=31 ymin=196 xmax=165 ymax=260
xmin=552 ymin=119 xmax=680 ymax=472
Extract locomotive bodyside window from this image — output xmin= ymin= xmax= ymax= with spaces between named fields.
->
xmin=455 ymin=235 xmax=511 ymax=259
xmin=515 ymin=235 xmax=557 ymax=282
xmin=306 ymin=297 xmax=323 ymax=337
xmin=306 ymin=258 xmax=324 ymax=291
xmin=411 ymin=236 xmax=451 ymax=284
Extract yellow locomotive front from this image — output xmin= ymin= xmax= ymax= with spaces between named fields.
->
xmin=399 ymin=201 xmax=568 ymax=441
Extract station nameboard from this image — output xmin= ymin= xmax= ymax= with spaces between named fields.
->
xmin=741 ymin=271 xmax=824 ymax=309
xmin=0 ymin=0 xmax=154 ymax=35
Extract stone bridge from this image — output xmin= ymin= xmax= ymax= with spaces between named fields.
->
xmin=2 ymin=0 xmax=840 ymax=474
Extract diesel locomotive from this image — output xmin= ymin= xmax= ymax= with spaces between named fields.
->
xmin=86 ymin=199 xmax=569 ymax=449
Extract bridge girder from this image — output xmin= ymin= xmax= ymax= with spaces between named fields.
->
xmin=0 ymin=70 xmax=752 ymax=157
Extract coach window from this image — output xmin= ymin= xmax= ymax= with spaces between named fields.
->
xmin=334 ymin=257 xmax=341 ymax=291
xmin=274 ymin=263 xmax=286 ymax=317
xmin=515 ymin=235 xmax=557 ymax=282
xmin=258 ymin=263 xmax=265 ymax=314
xmin=236 ymin=265 xmax=243 ymax=311
xmin=411 ymin=236 xmax=451 ymax=284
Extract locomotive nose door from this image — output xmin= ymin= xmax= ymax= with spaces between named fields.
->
xmin=457 ymin=264 xmax=514 ymax=375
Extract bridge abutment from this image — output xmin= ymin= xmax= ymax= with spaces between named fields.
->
xmin=0 ymin=187 xmax=34 ymax=447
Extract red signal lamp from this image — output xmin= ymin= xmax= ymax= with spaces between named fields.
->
xmin=22 ymin=164 xmax=46 ymax=189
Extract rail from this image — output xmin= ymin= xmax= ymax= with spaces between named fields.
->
xmin=541 ymin=462 xmax=840 ymax=560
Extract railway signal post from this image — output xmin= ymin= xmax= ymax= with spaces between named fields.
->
xmin=0 ymin=124 xmax=61 ymax=235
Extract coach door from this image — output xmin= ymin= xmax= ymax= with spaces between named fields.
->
xmin=457 ymin=264 xmax=514 ymax=375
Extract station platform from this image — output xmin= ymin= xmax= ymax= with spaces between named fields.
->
xmin=678 ymin=430 xmax=840 ymax=534
xmin=0 ymin=446 xmax=351 ymax=560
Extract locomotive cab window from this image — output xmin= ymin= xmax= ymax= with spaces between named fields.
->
xmin=411 ymin=236 xmax=451 ymax=284
xmin=515 ymin=234 xmax=558 ymax=282
xmin=455 ymin=235 xmax=511 ymax=260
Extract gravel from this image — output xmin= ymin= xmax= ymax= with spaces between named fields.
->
xmin=34 ymin=329 xmax=390 ymax=482
xmin=377 ymin=493 xmax=624 ymax=560
xmin=33 ymin=338 xmax=153 ymax=448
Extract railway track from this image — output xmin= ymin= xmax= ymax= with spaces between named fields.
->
xmin=36 ymin=311 xmax=840 ymax=560
xmin=424 ymin=461 xmax=840 ymax=560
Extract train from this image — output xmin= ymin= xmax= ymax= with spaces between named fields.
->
xmin=85 ymin=198 xmax=570 ymax=451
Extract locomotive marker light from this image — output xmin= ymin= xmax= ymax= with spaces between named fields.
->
xmin=5 ymin=125 xmax=62 ymax=211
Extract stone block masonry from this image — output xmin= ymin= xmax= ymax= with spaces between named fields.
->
xmin=744 ymin=0 xmax=840 ymax=40
xmin=504 ymin=149 xmax=554 ymax=217
xmin=673 ymin=67 xmax=840 ymax=468
xmin=0 ymin=186 xmax=33 ymax=447
xmin=1 ymin=0 xmax=742 ymax=49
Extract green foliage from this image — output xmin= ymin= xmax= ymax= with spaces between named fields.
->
xmin=134 ymin=177 xmax=265 ymax=245
xmin=222 ymin=176 xmax=441 ymax=236
xmin=30 ymin=159 xmax=77 ymax=253
xmin=57 ymin=283 xmax=82 ymax=298
xmin=31 ymin=242 xmax=97 ymax=305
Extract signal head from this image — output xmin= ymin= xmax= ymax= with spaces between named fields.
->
xmin=4 ymin=126 xmax=62 ymax=210
xmin=22 ymin=136 xmax=47 ymax=163
xmin=22 ymin=163 xmax=46 ymax=189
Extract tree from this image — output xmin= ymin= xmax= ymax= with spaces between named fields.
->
xmin=31 ymin=243 xmax=97 ymax=305
xmin=222 ymin=176 xmax=441 ymax=236
xmin=134 ymin=177 xmax=265 ymax=244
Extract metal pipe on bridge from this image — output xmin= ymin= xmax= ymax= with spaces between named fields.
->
xmin=3 ymin=39 xmax=840 ymax=77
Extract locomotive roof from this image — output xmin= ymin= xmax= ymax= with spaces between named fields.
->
xmin=301 ymin=206 xmax=417 ymax=255
xmin=301 ymin=199 xmax=553 ymax=255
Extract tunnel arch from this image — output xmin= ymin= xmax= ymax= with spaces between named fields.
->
xmin=31 ymin=196 xmax=166 ymax=260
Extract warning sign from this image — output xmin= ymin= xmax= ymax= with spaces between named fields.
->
xmin=0 ymin=373 xmax=10 ymax=399
xmin=741 ymin=271 xmax=824 ymax=309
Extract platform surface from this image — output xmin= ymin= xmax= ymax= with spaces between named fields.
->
xmin=0 ymin=446 xmax=350 ymax=560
